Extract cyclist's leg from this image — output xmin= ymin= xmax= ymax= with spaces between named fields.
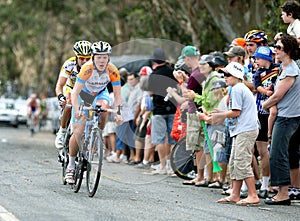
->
xmin=65 ymin=96 xmax=86 ymax=183
xmin=94 ymin=89 xmax=110 ymax=130
xmin=61 ymin=92 xmax=72 ymax=129
xmin=56 ymin=88 xmax=72 ymax=149
xmin=33 ymin=110 xmax=40 ymax=127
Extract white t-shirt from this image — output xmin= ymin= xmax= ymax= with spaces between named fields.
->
xmin=287 ymin=19 xmax=300 ymax=39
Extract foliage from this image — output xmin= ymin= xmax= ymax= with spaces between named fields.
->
xmin=0 ymin=0 xmax=291 ymax=98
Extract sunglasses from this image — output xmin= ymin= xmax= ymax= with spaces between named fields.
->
xmin=78 ymin=56 xmax=91 ymax=61
xmin=274 ymin=45 xmax=283 ymax=50
xmin=223 ymin=72 xmax=233 ymax=77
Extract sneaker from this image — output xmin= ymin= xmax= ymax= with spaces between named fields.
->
xmin=149 ymin=168 xmax=167 ymax=175
xmin=150 ymin=163 xmax=160 ymax=170
xmin=167 ymin=166 xmax=174 ymax=175
xmin=255 ymin=181 xmax=262 ymax=190
xmin=55 ymin=131 xmax=65 ymax=150
xmin=257 ymin=189 xmax=268 ymax=199
xmin=65 ymin=169 xmax=75 ymax=184
xmin=136 ymin=162 xmax=151 ymax=169
xmin=120 ymin=154 xmax=128 ymax=163
xmin=57 ymin=150 xmax=64 ymax=163
xmin=240 ymin=190 xmax=248 ymax=198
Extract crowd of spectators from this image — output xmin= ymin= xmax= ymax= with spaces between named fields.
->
xmin=101 ymin=0 xmax=300 ymax=206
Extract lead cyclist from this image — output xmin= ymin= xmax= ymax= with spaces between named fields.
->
xmin=55 ymin=40 xmax=92 ymax=151
xmin=65 ymin=41 xmax=123 ymax=184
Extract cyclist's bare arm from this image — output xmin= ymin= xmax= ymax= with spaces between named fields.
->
xmin=112 ymin=84 xmax=122 ymax=109
xmin=71 ymin=81 xmax=85 ymax=119
xmin=55 ymin=76 xmax=68 ymax=96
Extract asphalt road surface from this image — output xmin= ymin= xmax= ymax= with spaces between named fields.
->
xmin=0 ymin=126 xmax=299 ymax=221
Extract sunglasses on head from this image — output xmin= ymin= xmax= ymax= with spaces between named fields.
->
xmin=78 ymin=56 xmax=91 ymax=61
xmin=274 ymin=45 xmax=283 ymax=50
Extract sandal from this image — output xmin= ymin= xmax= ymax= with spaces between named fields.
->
xmin=208 ymin=181 xmax=223 ymax=189
xmin=195 ymin=180 xmax=211 ymax=187
xmin=217 ymin=197 xmax=237 ymax=204
xmin=236 ymin=198 xmax=260 ymax=206
xmin=182 ymin=179 xmax=197 ymax=185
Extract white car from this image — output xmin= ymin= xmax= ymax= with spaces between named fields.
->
xmin=0 ymin=99 xmax=19 ymax=128
xmin=15 ymin=99 xmax=28 ymax=125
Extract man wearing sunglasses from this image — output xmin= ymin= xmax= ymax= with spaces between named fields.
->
xmin=54 ymin=40 xmax=92 ymax=152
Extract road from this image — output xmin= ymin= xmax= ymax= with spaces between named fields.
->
xmin=0 ymin=126 xmax=299 ymax=221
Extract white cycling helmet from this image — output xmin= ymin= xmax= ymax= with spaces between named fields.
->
xmin=91 ymin=41 xmax=112 ymax=55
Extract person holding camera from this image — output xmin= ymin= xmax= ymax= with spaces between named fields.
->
xmin=173 ymin=46 xmax=206 ymax=185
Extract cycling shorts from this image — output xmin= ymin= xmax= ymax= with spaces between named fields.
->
xmin=71 ymin=88 xmax=109 ymax=124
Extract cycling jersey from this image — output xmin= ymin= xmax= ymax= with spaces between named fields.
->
xmin=76 ymin=61 xmax=121 ymax=96
xmin=59 ymin=56 xmax=80 ymax=89
xmin=27 ymin=98 xmax=40 ymax=114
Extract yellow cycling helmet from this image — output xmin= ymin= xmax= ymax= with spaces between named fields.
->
xmin=73 ymin=40 xmax=92 ymax=56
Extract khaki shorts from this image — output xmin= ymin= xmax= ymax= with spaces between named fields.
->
xmin=186 ymin=112 xmax=204 ymax=151
xmin=229 ymin=129 xmax=259 ymax=180
xmin=103 ymin=121 xmax=117 ymax=137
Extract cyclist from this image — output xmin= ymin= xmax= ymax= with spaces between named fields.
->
xmin=27 ymin=93 xmax=40 ymax=131
xmin=55 ymin=40 xmax=92 ymax=150
xmin=65 ymin=40 xmax=123 ymax=184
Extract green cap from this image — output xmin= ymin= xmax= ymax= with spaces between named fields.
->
xmin=178 ymin=46 xmax=200 ymax=59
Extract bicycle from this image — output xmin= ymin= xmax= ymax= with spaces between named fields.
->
xmin=72 ymin=102 xmax=117 ymax=197
xmin=60 ymin=119 xmax=72 ymax=185
xmin=170 ymin=136 xmax=197 ymax=180
xmin=27 ymin=113 xmax=36 ymax=136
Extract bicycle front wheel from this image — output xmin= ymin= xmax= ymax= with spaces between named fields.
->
xmin=86 ymin=129 xmax=103 ymax=197
xmin=170 ymin=136 xmax=196 ymax=180
xmin=73 ymin=135 xmax=85 ymax=193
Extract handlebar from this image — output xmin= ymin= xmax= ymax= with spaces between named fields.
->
xmin=79 ymin=104 xmax=117 ymax=114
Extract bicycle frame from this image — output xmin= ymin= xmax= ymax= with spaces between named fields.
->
xmin=73 ymin=102 xmax=116 ymax=197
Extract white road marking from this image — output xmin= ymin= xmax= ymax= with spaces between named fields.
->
xmin=0 ymin=205 xmax=19 ymax=221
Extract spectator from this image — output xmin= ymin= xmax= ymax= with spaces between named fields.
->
xmin=208 ymin=62 xmax=260 ymax=206
xmin=173 ymin=46 xmax=206 ymax=184
xmin=280 ymin=0 xmax=300 ymax=45
xmin=252 ymin=46 xmax=280 ymax=198
xmin=127 ymin=72 xmax=143 ymax=129
xmin=148 ymin=48 xmax=178 ymax=175
xmin=183 ymin=54 xmax=224 ymax=187
xmin=230 ymin=37 xmax=246 ymax=48
xmin=133 ymin=66 xmax=153 ymax=165
xmin=263 ymin=34 xmax=300 ymax=206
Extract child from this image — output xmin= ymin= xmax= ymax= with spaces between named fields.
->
xmin=207 ymin=62 xmax=260 ymax=205
xmin=253 ymin=46 xmax=279 ymax=144
xmin=280 ymin=0 xmax=300 ymax=45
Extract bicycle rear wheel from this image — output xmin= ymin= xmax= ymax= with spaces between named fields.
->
xmin=61 ymin=130 xmax=71 ymax=185
xmin=86 ymin=129 xmax=103 ymax=197
xmin=170 ymin=136 xmax=196 ymax=180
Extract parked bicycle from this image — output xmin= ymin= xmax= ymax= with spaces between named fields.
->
xmin=71 ymin=102 xmax=117 ymax=197
xmin=170 ymin=136 xmax=197 ymax=180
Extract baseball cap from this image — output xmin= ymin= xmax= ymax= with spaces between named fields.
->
xmin=252 ymin=46 xmax=273 ymax=62
xmin=212 ymin=56 xmax=227 ymax=67
xmin=139 ymin=66 xmax=152 ymax=76
xmin=230 ymin=38 xmax=246 ymax=48
xmin=218 ymin=62 xmax=244 ymax=80
xmin=151 ymin=48 xmax=166 ymax=64
xmin=211 ymin=79 xmax=227 ymax=90
xmin=224 ymin=46 xmax=245 ymax=57
xmin=199 ymin=54 xmax=214 ymax=65
xmin=178 ymin=46 xmax=200 ymax=59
